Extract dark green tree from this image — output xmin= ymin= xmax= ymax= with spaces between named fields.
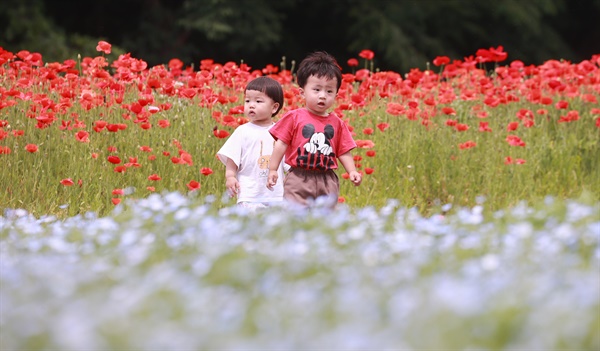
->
xmin=2 ymin=0 xmax=598 ymax=72
xmin=0 ymin=0 xmax=124 ymax=62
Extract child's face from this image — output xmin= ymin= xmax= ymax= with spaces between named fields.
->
xmin=244 ymin=90 xmax=280 ymax=126
xmin=300 ymin=75 xmax=338 ymax=116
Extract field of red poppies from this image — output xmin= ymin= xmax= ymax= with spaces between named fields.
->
xmin=1 ymin=42 xmax=598 ymax=217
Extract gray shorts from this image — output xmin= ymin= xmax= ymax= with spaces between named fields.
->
xmin=284 ymin=167 xmax=339 ymax=207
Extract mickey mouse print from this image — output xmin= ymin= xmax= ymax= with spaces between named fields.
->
xmin=296 ymin=123 xmax=336 ymax=170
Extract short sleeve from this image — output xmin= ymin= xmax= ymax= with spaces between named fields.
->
xmin=216 ymin=128 xmax=243 ymax=166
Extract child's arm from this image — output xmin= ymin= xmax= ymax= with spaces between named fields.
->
xmin=225 ymin=158 xmax=240 ymax=197
xmin=339 ymin=151 xmax=362 ymax=186
xmin=267 ymin=139 xmax=288 ymax=190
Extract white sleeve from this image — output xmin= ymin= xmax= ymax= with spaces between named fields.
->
xmin=216 ymin=128 xmax=243 ymax=166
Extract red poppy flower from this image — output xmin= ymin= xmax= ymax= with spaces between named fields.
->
xmin=459 ymin=141 xmax=476 ymax=149
xmin=347 ymin=58 xmax=358 ymax=67
xmin=75 ymin=131 xmax=90 ymax=143
xmin=158 ymin=120 xmax=170 ymax=128
xmin=432 ymin=56 xmax=450 ymax=66
xmin=505 ymin=156 xmax=514 ymax=165
xmin=386 ymin=102 xmax=404 ymax=116
xmin=25 ymin=144 xmax=38 ymax=153
xmin=558 ymin=110 xmax=580 ymax=123
xmin=94 ymin=120 xmax=107 ymax=130
xmin=179 ymin=151 xmax=193 ymax=166
xmin=60 ymin=178 xmax=74 ymax=186
xmin=213 ymin=128 xmax=230 ymax=139
xmin=338 ymin=196 xmax=346 ymax=203
xmin=507 ymin=122 xmax=519 ymax=131
xmin=91 ymin=153 xmax=99 ymax=159
xmin=114 ymin=166 xmax=126 ymax=173
xmin=358 ymin=49 xmax=375 ymax=60
xmin=341 ymin=173 xmax=350 ymax=179
xmin=200 ymin=167 xmax=213 ymax=176
xmin=111 ymin=198 xmax=121 ymax=205
xmin=442 ymin=107 xmax=456 ymax=115
xmin=107 ymin=155 xmax=121 ymax=164
xmin=112 ymin=188 xmax=124 ymax=195
xmin=148 ymin=155 xmax=156 ymax=161
xmin=147 ymin=186 xmax=155 ymax=192
xmin=187 ymin=180 xmax=201 ymax=191
xmin=355 ymin=140 xmax=375 ymax=148
xmin=96 ymin=41 xmax=111 ymax=54
xmin=139 ymin=146 xmax=153 ymax=152
xmin=455 ymin=123 xmax=469 ymax=132
xmin=366 ymin=150 xmax=376 ymax=157
xmin=353 ymin=155 xmax=363 ymax=161
xmin=376 ymin=123 xmax=389 ymax=132
xmin=107 ymin=146 xmax=117 ymax=152
xmin=365 ymin=167 xmax=374 ymax=175
xmin=515 ymin=159 xmax=526 ymax=164
xmin=555 ymin=100 xmax=568 ymax=109
xmin=478 ymin=122 xmax=492 ymax=132
xmin=12 ymin=130 xmax=24 ymax=137
xmin=506 ymin=135 xmax=526 ymax=147
xmin=148 ymin=174 xmax=161 ymax=181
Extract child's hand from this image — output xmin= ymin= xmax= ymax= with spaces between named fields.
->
xmin=226 ymin=176 xmax=240 ymax=197
xmin=266 ymin=170 xmax=278 ymax=190
xmin=349 ymin=171 xmax=362 ymax=186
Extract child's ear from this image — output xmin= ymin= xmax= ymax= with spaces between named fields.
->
xmin=271 ymin=102 xmax=280 ymax=116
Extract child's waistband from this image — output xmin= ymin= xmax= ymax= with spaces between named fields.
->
xmin=289 ymin=167 xmax=335 ymax=174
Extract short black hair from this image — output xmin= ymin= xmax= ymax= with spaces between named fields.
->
xmin=296 ymin=51 xmax=342 ymax=92
xmin=245 ymin=76 xmax=284 ymax=116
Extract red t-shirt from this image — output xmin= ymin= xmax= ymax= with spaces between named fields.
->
xmin=269 ymin=108 xmax=357 ymax=171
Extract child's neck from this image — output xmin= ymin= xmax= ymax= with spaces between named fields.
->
xmin=251 ymin=120 xmax=274 ymax=127
xmin=305 ymin=107 xmax=330 ymax=117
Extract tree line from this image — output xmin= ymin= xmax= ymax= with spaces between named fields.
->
xmin=1 ymin=0 xmax=599 ymax=73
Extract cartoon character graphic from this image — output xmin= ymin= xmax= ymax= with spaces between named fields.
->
xmin=296 ymin=123 xmax=336 ymax=170
xmin=257 ymin=140 xmax=271 ymax=177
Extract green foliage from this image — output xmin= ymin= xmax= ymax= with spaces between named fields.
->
xmin=2 ymin=0 xmax=598 ymax=72
xmin=0 ymin=0 xmax=125 ymax=63
xmin=179 ymin=0 xmax=294 ymax=52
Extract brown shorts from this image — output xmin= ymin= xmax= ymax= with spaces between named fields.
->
xmin=284 ymin=167 xmax=339 ymax=207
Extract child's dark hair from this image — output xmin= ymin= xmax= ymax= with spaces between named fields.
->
xmin=296 ymin=51 xmax=342 ymax=92
xmin=245 ymin=76 xmax=284 ymax=116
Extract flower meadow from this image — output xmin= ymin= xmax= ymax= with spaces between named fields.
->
xmin=0 ymin=44 xmax=598 ymax=217
xmin=1 ymin=43 xmax=600 ymax=349
xmin=1 ymin=193 xmax=599 ymax=349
